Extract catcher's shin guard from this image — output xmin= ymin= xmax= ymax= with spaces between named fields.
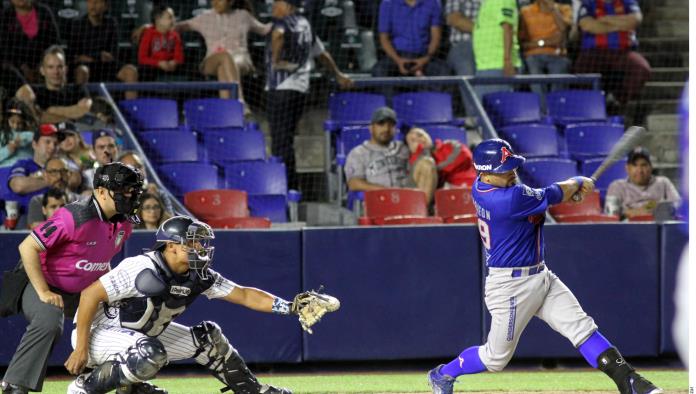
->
xmin=597 ymin=348 xmax=663 ymax=394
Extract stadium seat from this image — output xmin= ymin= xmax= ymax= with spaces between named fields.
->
xmin=483 ymin=91 xmax=542 ymax=128
xmin=205 ymin=216 xmax=272 ymax=229
xmin=565 ymin=124 xmax=624 ymax=159
xmin=184 ymin=98 xmax=244 ymax=130
xmin=325 ymin=92 xmax=387 ymax=131
xmin=580 ymin=158 xmax=627 ymax=191
xmin=362 ymin=189 xmax=443 ymax=226
xmin=519 ymin=158 xmax=578 ymax=188
xmin=421 ymin=125 xmax=467 ymax=145
xmin=336 ymin=126 xmax=371 ymax=166
xmin=549 ymin=191 xmax=619 ymax=223
xmin=184 ymin=189 xmax=249 ymax=220
xmin=546 ymin=90 xmax=607 ymax=126
xmin=247 ymin=194 xmax=288 ymax=223
xmin=119 ymin=99 xmax=179 ymax=130
xmin=223 ymin=161 xmax=287 ymax=195
xmin=434 ymin=188 xmax=478 ymax=224
xmin=158 ymin=163 xmax=220 ymax=197
xmin=392 ymin=92 xmax=461 ymax=126
xmin=200 ymin=129 xmax=266 ymax=164
xmin=499 ymin=124 xmax=559 ymax=158
xmin=139 ymin=130 xmax=198 ymax=163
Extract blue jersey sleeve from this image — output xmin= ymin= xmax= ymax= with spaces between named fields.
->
xmin=509 ymin=184 xmax=562 ymax=218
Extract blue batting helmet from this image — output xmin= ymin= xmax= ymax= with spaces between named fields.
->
xmin=473 ymin=139 xmax=525 ymax=173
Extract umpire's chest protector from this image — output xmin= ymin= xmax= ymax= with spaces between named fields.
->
xmin=117 ymin=254 xmax=215 ymax=337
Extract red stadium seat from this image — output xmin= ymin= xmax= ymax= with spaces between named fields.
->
xmin=205 ymin=216 xmax=271 ymax=229
xmin=434 ymin=188 xmax=478 ymax=224
xmin=361 ymin=189 xmax=442 ymax=226
xmin=184 ymin=189 xmax=249 ymax=220
xmin=549 ymin=191 xmax=619 ymax=223
xmin=628 ymin=214 xmax=655 ymax=222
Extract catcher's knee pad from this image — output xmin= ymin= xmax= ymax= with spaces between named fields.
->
xmin=122 ymin=337 xmax=168 ymax=383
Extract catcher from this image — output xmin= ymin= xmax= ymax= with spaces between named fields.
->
xmin=64 ymin=215 xmax=339 ymax=394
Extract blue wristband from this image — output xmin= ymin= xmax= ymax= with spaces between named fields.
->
xmin=571 ymin=176 xmax=584 ymax=190
xmin=272 ymin=297 xmax=291 ymax=315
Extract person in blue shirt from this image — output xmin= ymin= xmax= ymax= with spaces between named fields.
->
xmin=427 ymin=139 xmax=662 ymax=394
xmin=372 ymin=0 xmax=451 ymax=78
xmin=0 ymin=99 xmax=36 ymax=168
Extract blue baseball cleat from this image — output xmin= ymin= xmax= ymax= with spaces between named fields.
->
xmin=427 ymin=365 xmax=456 ymax=394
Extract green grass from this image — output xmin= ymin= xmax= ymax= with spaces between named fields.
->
xmin=42 ymin=370 xmax=688 ymax=393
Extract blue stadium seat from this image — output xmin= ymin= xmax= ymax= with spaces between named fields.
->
xmin=422 ymin=125 xmax=467 ymax=145
xmin=201 ymin=129 xmax=266 ymax=164
xmin=565 ymin=124 xmax=624 ymax=159
xmin=158 ymin=163 xmax=220 ymax=197
xmin=325 ymin=92 xmax=387 ymax=131
xmin=139 ymin=130 xmax=198 ymax=163
xmin=336 ymin=126 xmax=371 ymax=166
xmin=519 ymin=158 xmax=578 ymax=188
xmin=223 ymin=161 xmax=287 ymax=195
xmin=184 ymin=99 xmax=244 ymax=130
xmin=248 ymin=195 xmax=288 ymax=223
xmin=483 ymin=92 xmax=542 ymax=128
xmin=0 ymin=167 xmax=12 ymax=200
xmin=393 ymin=92 xmax=460 ymax=126
xmin=580 ymin=158 xmax=628 ymax=191
xmin=119 ymin=99 xmax=179 ymax=130
xmin=547 ymin=90 xmax=607 ymax=126
xmin=499 ymin=124 xmax=559 ymax=158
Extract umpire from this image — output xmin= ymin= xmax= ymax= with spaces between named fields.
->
xmin=0 ymin=162 xmax=143 ymax=394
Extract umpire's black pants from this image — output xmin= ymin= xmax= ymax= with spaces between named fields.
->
xmin=267 ymin=89 xmax=306 ymax=191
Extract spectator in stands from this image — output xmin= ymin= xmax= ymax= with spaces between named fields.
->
xmin=266 ymin=0 xmax=352 ymax=190
xmin=68 ymin=0 xmax=138 ymax=99
xmin=606 ymin=147 xmax=680 ymax=220
xmin=26 ymin=157 xmax=77 ymax=229
xmin=372 ymin=0 xmax=450 ymax=79
xmin=574 ymin=0 xmax=650 ymax=107
xmin=0 ymin=99 xmax=36 ymax=167
xmin=405 ymin=127 xmax=476 ymax=188
xmin=137 ymin=5 xmax=184 ymax=82
xmin=82 ymin=128 xmax=118 ymax=188
xmin=345 ymin=107 xmax=437 ymax=203
xmin=135 ymin=192 xmax=171 ymax=230
xmin=519 ymin=0 xmax=572 ymax=97
xmin=472 ymin=0 xmax=521 ymax=99
xmin=6 ymin=123 xmax=58 ymax=228
xmin=117 ymin=150 xmax=174 ymax=214
xmin=175 ymin=0 xmax=271 ymax=108
xmin=0 ymin=0 xmax=61 ymax=84
xmin=445 ymin=0 xmax=480 ymax=77
xmin=16 ymin=45 xmax=92 ymax=124
xmin=29 ymin=187 xmax=67 ymax=228
xmin=56 ymin=121 xmax=92 ymax=194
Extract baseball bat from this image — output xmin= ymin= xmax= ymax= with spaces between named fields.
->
xmin=571 ymin=126 xmax=648 ymax=201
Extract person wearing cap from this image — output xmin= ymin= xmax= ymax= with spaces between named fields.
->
xmin=266 ymin=0 xmax=352 ymax=190
xmin=605 ymin=147 xmax=680 ymax=220
xmin=26 ymin=156 xmax=80 ymax=229
xmin=0 ymin=162 xmax=143 ymax=394
xmin=345 ymin=107 xmax=437 ymax=203
xmin=15 ymin=45 xmax=92 ymax=124
xmin=0 ymin=99 xmax=35 ymax=167
xmin=5 ymin=124 xmax=59 ymax=224
xmin=56 ymin=122 xmax=93 ymax=194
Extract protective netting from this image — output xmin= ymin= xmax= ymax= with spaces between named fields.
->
xmin=0 ymin=0 xmax=686 ymax=226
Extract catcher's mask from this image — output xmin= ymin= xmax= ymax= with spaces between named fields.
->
xmin=93 ymin=162 xmax=144 ymax=222
xmin=153 ymin=216 xmax=215 ymax=279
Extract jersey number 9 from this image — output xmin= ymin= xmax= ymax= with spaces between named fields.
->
xmin=477 ymin=219 xmax=491 ymax=250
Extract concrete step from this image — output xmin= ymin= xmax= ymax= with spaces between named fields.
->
xmin=642 ymin=132 xmax=680 ymax=164
xmin=646 ymin=0 xmax=690 ymax=8
xmin=646 ymin=114 xmax=679 ymax=133
xmin=644 ymin=22 xmax=689 ymax=37
xmin=649 ymin=67 xmax=689 ymax=83
xmin=638 ymin=37 xmax=688 ymax=53
xmin=643 ymin=52 xmax=688 ymax=68
xmin=646 ymin=7 xmax=690 ymax=20
xmin=641 ymin=81 xmax=687 ymax=100
xmin=626 ymin=99 xmax=680 ymax=116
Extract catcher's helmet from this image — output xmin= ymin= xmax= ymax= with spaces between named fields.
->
xmin=153 ymin=215 xmax=215 ymax=279
xmin=473 ymin=138 xmax=525 ymax=173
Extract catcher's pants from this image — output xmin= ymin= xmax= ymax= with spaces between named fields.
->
xmin=71 ymin=322 xmax=232 ymax=367
xmin=479 ymin=266 xmax=597 ymax=372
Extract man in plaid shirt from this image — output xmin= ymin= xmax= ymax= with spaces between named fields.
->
xmin=445 ymin=0 xmax=480 ymax=77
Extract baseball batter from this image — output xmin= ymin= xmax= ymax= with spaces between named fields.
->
xmin=64 ymin=215 xmax=337 ymax=394
xmin=428 ymin=139 xmax=662 ymax=394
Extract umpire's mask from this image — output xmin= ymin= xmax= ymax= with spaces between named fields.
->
xmin=93 ymin=162 xmax=144 ymax=222
xmin=154 ymin=216 xmax=216 ymax=279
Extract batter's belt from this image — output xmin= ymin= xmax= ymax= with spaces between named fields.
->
xmin=488 ymin=262 xmax=546 ymax=278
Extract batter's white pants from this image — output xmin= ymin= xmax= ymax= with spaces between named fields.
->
xmin=479 ymin=266 xmax=598 ymax=372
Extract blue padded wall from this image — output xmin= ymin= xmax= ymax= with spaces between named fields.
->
xmin=660 ymin=223 xmax=688 ymax=354
xmin=302 ymin=225 xmax=483 ymax=361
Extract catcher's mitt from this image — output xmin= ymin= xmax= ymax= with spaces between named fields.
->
xmin=291 ymin=287 xmax=340 ymax=334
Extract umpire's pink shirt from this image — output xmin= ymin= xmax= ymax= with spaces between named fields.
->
xmin=30 ymin=197 xmax=132 ymax=294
